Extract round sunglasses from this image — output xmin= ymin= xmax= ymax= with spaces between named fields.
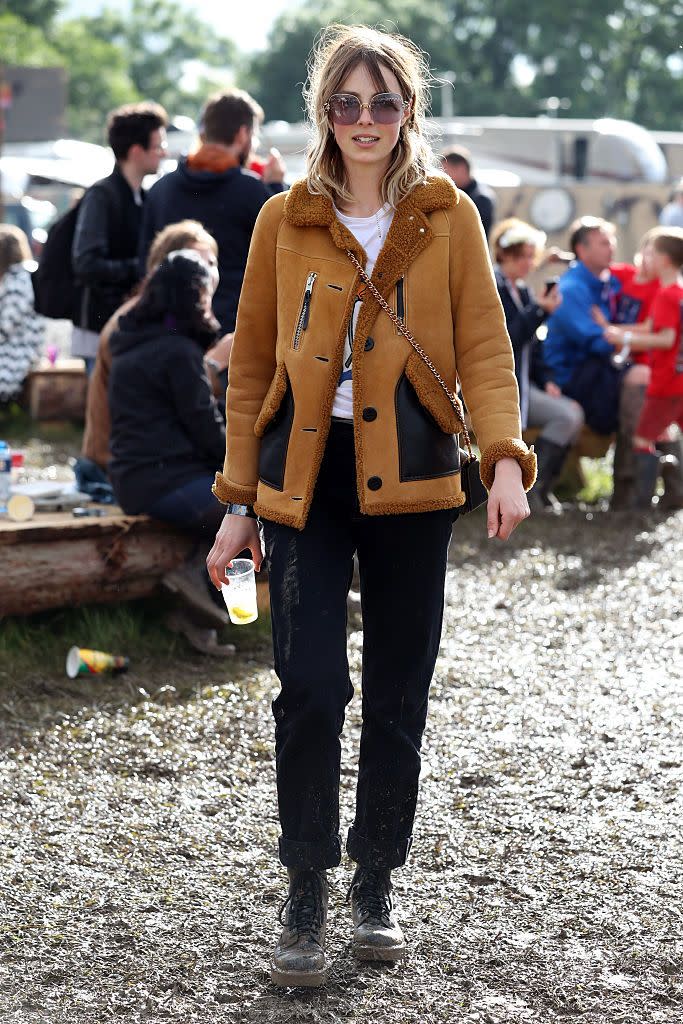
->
xmin=324 ymin=92 xmax=410 ymax=126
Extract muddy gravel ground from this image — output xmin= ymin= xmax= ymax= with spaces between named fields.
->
xmin=0 ymin=507 xmax=681 ymax=1023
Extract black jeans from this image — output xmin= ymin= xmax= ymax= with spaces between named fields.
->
xmin=262 ymin=420 xmax=455 ymax=871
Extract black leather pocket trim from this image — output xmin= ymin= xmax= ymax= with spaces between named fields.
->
xmin=258 ymin=375 xmax=295 ymax=491
xmin=395 ymin=373 xmax=461 ymax=482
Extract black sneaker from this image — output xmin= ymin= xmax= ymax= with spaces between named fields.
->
xmin=348 ymin=864 xmax=407 ymax=961
xmin=270 ymin=868 xmax=328 ymax=987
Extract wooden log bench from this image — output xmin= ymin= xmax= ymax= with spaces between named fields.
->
xmin=0 ymin=509 xmax=194 ymax=618
xmin=0 ymin=508 xmax=271 ymax=620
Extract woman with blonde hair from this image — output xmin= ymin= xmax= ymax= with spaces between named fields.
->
xmin=207 ymin=25 xmax=536 ymax=985
xmin=0 ymin=224 xmax=45 ymax=403
xmin=492 ymin=217 xmax=584 ymax=510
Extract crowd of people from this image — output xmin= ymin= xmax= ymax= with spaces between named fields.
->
xmin=1 ymin=88 xmax=683 ymax=647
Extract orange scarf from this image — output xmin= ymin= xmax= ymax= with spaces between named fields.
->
xmin=186 ymin=143 xmax=239 ymax=173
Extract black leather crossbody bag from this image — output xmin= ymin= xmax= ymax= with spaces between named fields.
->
xmin=345 ymin=250 xmax=489 ymax=514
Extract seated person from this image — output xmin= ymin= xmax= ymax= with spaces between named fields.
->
xmin=492 ymin=218 xmax=584 ymax=511
xmin=0 ymin=225 xmax=45 ymax=404
xmin=601 ymin=228 xmax=683 ymax=511
xmin=109 ymin=249 xmax=225 ymax=531
xmin=109 ymin=250 xmax=232 ymax=654
xmin=545 ymin=217 xmax=637 ymax=436
xmin=80 ymin=219 xmax=223 ymax=480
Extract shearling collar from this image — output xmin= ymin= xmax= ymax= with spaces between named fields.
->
xmin=284 ymin=174 xmax=458 ymax=228
xmin=283 ymin=174 xmax=458 ymax=292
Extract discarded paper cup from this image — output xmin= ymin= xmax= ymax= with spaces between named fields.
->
xmin=66 ymin=646 xmax=130 ymax=679
xmin=7 ymin=493 xmax=34 ymax=522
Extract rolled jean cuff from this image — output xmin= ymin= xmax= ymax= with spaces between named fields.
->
xmin=346 ymin=826 xmax=413 ymax=869
xmin=278 ymin=834 xmax=342 ymax=870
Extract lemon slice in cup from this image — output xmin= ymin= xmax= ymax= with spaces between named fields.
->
xmin=229 ymin=606 xmax=256 ymax=623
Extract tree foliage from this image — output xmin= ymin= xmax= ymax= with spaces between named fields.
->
xmin=84 ymin=0 xmax=238 ymax=118
xmin=1 ymin=0 xmax=61 ymax=29
xmin=2 ymin=0 xmax=240 ymax=142
xmin=246 ymin=0 xmax=683 ymax=130
xmin=0 ymin=12 xmax=60 ymax=66
xmin=53 ymin=21 xmax=140 ymax=142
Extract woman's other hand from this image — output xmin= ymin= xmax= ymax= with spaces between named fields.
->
xmin=486 ymin=458 xmax=530 ymax=540
xmin=207 ymin=514 xmax=263 ymax=591
xmin=544 ymin=380 xmax=562 ymax=398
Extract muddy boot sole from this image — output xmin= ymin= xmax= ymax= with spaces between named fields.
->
xmin=270 ymin=962 xmax=327 ymax=987
xmin=352 ymin=940 xmax=407 ymax=962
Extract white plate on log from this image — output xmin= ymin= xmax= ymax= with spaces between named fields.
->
xmin=11 ymin=481 xmax=70 ymax=500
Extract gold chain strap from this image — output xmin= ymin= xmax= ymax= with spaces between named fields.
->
xmin=345 ymin=250 xmax=475 ymax=461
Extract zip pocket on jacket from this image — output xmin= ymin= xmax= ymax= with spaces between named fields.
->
xmin=292 ymin=272 xmax=318 ymax=349
xmin=396 ymin=276 xmax=405 ymax=331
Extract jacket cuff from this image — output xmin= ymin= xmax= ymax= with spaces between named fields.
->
xmin=479 ymin=439 xmax=537 ymax=492
xmin=212 ymin=472 xmax=258 ymax=506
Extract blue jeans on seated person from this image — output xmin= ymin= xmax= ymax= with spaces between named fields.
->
xmin=73 ymin=456 xmax=116 ymax=504
xmin=147 ymin=475 xmax=226 ymax=538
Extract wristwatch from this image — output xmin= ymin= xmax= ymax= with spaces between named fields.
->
xmin=226 ymin=502 xmax=257 ymax=518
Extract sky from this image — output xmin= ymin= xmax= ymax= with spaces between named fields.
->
xmin=63 ymin=0 xmax=302 ymax=52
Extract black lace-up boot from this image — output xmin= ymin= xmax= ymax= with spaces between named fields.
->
xmin=348 ymin=864 xmax=407 ymax=961
xmin=270 ymin=868 xmax=328 ymax=987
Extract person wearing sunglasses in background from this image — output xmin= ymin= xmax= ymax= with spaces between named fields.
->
xmin=207 ymin=24 xmax=536 ymax=986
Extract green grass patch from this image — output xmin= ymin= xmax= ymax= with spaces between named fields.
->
xmin=0 ymin=403 xmax=83 ymax=446
xmin=0 ymin=596 xmax=272 ymax=687
xmin=576 ymin=455 xmax=613 ymax=504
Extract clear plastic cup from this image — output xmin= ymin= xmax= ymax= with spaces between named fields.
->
xmin=221 ymin=558 xmax=258 ymax=625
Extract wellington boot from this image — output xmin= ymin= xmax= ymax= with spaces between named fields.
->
xmin=611 ymin=384 xmax=646 ymax=510
xmin=632 ymin=450 xmax=660 ymax=511
xmin=658 ymin=439 xmax=683 ymax=511
xmin=527 ymin=438 xmax=568 ymax=513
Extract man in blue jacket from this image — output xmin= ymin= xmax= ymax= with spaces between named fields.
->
xmin=544 ymin=217 xmax=620 ymax=389
xmin=139 ymin=89 xmax=286 ymax=336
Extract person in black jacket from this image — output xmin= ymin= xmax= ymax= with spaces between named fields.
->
xmin=492 ymin=218 xmax=585 ymax=511
xmin=139 ymin=88 xmax=287 ymax=335
xmin=441 ymin=146 xmax=496 ymax=237
xmin=71 ymin=102 xmax=168 ymax=373
xmin=109 ymin=249 xmax=225 ymax=531
xmin=109 ymin=249 xmax=235 ymax=656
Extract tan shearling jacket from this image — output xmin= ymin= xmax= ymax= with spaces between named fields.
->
xmin=213 ymin=175 xmax=536 ymax=529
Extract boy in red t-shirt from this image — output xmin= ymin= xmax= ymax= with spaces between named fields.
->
xmin=605 ymin=228 xmax=683 ymax=510
xmin=593 ymin=232 xmax=661 ymax=508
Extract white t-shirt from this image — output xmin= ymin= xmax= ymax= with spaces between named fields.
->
xmin=331 ymin=203 xmax=395 ymax=418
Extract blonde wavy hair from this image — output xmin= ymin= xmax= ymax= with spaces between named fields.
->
xmin=304 ymin=24 xmax=439 ymax=208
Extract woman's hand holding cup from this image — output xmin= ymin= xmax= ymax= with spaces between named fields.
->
xmin=207 ymin=513 xmax=263 ymax=591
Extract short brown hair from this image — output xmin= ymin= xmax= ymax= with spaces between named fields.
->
xmin=0 ymin=224 xmax=32 ymax=277
xmin=200 ymin=89 xmax=264 ymax=146
xmin=651 ymin=227 xmax=683 ymax=269
xmin=490 ymin=217 xmax=545 ymax=264
xmin=146 ymin=220 xmax=217 ymax=274
xmin=569 ymin=216 xmax=615 ymax=256
xmin=442 ymin=146 xmax=471 ymax=173
xmin=107 ymin=102 xmax=168 ymax=160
